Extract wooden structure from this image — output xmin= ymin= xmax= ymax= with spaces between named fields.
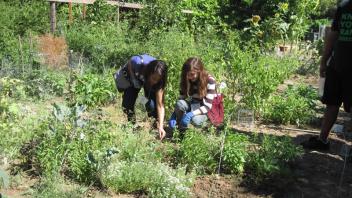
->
xmin=47 ymin=0 xmax=193 ymax=33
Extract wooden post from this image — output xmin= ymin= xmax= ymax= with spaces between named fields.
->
xmin=117 ymin=6 xmax=120 ymax=23
xmin=29 ymin=31 xmax=33 ymax=69
xmin=69 ymin=2 xmax=73 ymax=24
xmin=82 ymin=4 xmax=86 ymax=19
xmin=50 ymin=2 xmax=56 ymax=33
xmin=18 ymin=35 xmax=24 ymax=76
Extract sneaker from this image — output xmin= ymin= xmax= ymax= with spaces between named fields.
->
xmin=301 ymin=136 xmax=330 ymax=150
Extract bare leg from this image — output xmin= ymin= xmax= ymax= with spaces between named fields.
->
xmin=320 ymin=105 xmax=340 ymax=141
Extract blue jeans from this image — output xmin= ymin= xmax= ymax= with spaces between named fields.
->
xmin=122 ymin=86 xmax=157 ymax=123
xmin=174 ymin=99 xmax=208 ymax=127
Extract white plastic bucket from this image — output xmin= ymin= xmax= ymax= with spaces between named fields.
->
xmin=319 ymin=77 xmax=326 ymax=98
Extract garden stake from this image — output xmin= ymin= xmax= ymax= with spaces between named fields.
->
xmin=336 ymin=130 xmax=349 ymax=198
xmin=218 ymin=123 xmax=229 ymax=174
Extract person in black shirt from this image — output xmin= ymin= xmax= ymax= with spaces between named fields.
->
xmin=302 ymin=0 xmax=352 ymax=150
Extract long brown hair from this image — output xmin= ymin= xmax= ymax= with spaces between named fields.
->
xmin=180 ymin=57 xmax=208 ymax=98
xmin=144 ymin=60 xmax=168 ymax=90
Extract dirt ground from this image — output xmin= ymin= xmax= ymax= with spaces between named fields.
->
xmin=191 ymin=122 xmax=352 ymax=198
xmin=191 ymin=74 xmax=352 ymax=198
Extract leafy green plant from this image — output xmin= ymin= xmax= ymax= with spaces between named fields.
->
xmin=179 ymin=129 xmax=221 ymax=174
xmin=67 ymin=71 xmax=116 ymax=108
xmin=263 ymin=84 xmax=318 ymax=125
xmin=247 ymin=134 xmax=303 ymax=182
xmin=32 ymin=104 xmax=116 ymax=183
xmin=65 ymin=22 xmax=133 ymax=71
xmin=0 ymin=77 xmax=25 ymax=117
xmin=24 ymin=70 xmax=67 ymax=99
xmin=86 ymin=0 xmax=116 ymax=24
xmin=226 ymin=44 xmax=301 ymax=112
xmin=222 ymin=133 xmax=249 ymax=174
xmin=0 ymin=77 xmax=26 ymax=99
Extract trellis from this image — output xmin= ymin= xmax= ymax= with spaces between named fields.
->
xmin=47 ymin=0 xmax=193 ymax=33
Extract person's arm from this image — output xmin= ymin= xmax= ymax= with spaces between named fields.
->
xmin=156 ymin=88 xmax=166 ymax=140
xmin=180 ymin=77 xmax=216 ymax=127
xmin=320 ymin=6 xmax=341 ymax=77
xmin=192 ymin=76 xmax=217 ymax=115
xmin=320 ymin=31 xmax=338 ymax=77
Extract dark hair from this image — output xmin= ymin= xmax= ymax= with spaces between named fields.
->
xmin=144 ymin=60 xmax=168 ymax=90
xmin=180 ymin=57 xmax=208 ymax=98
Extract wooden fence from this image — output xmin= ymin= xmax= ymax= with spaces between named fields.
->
xmin=47 ymin=0 xmax=193 ymax=33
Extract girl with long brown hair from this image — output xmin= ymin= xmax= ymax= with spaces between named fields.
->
xmin=114 ymin=54 xmax=168 ymax=139
xmin=168 ymin=57 xmax=217 ymax=129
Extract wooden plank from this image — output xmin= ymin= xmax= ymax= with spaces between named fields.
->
xmin=47 ymin=0 xmax=192 ymax=13
xmin=107 ymin=1 xmax=144 ymax=9
xmin=47 ymin=0 xmax=143 ymax=9
xmin=47 ymin=0 xmax=94 ymax=4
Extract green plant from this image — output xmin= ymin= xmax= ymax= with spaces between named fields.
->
xmin=32 ymin=104 xmax=116 ymax=183
xmin=0 ymin=77 xmax=26 ymax=100
xmin=222 ymin=133 xmax=249 ymax=174
xmin=115 ymin=131 xmax=164 ymax=163
xmin=263 ymin=84 xmax=318 ymax=125
xmin=247 ymin=134 xmax=303 ymax=182
xmin=179 ymin=129 xmax=221 ymax=174
xmin=24 ymin=70 xmax=67 ymax=100
xmin=101 ymin=159 xmax=195 ymax=198
xmin=65 ymin=22 xmax=133 ymax=71
xmin=32 ymin=175 xmax=87 ymax=198
xmin=86 ymin=0 xmax=116 ymax=24
xmin=67 ymin=71 xmax=116 ymax=108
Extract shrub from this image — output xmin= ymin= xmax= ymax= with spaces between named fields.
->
xmin=33 ymin=104 xmax=116 ymax=183
xmin=179 ymin=129 xmax=222 ymax=174
xmin=222 ymin=133 xmax=249 ymax=174
xmin=32 ymin=175 xmax=86 ymax=198
xmin=67 ymin=71 xmax=116 ymax=108
xmin=114 ymin=128 xmax=165 ymax=163
xmin=247 ymin=134 xmax=303 ymax=181
xmin=101 ymin=160 xmax=195 ymax=198
xmin=65 ymin=22 xmax=134 ymax=71
xmin=263 ymin=84 xmax=318 ymax=125
xmin=0 ymin=77 xmax=26 ymax=100
xmin=24 ymin=70 xmax=67 ymax=100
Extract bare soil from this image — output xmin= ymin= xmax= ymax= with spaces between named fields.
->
xmin=190 ymin=74 xmax=352 ymax=198
xmin=191 ymin=123 xmax=352 ymax=198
